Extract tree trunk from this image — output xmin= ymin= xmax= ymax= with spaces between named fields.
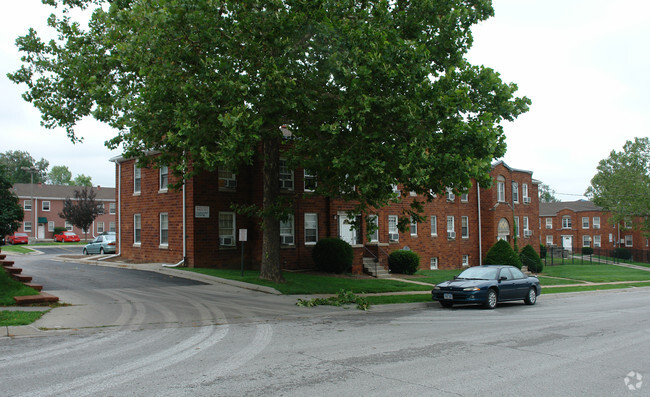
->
xmin=259 ymin=136 xmax=285 ymax=283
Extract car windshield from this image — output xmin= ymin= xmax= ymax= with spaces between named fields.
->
xmin=456 ymin=267 xmax=499 ymax=280
xmin=16 ymin=233 xmax=28 ymax=237
xmin=64 ymin=232 xmax=75 ymax=235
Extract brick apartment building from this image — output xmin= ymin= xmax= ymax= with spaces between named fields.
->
xmin=111 ymin=155 xmax=540 ymax=273
xmin=539 ymin=201 xmax=649 ymax=255
xmin=10 ymin=183 xmax=117 ymax=241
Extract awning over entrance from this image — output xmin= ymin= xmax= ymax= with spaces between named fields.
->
xmin=38 ymin=217 xmax=48 ymax=223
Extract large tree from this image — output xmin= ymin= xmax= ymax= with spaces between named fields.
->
xmin=0 ymin=164 xmax=24 ymax=240
xmin=0 ymin=150 xmax=49 ymax=184
xmin=586 ymin=137 xmax=650 ymax=232
xmin=9 ymin=0 xmax=529 ymax=282
xmin=47 ymin=165 xmax=73 ymax=185
xmin=59 ymin=186 xmax=101 ymax=242
xmin=539 ymin=183 xmax=560 ymax=203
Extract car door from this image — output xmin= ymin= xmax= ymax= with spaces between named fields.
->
xmin=89 ymin=236 xmax=102 ymax=254
xmin=497 ymin=268 xmax=517 ymax=300
xmin=509 ymin=267 xmax=530 ymax=299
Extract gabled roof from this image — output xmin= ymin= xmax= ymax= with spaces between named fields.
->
xmin=11 ymin=184 xmax=116 ymax=201
xmin=539 ymin=200 xmax=603 ymax=216
xmin=492 ymin=160 xmax=533 ymax=175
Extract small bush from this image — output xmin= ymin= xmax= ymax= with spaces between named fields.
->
xmin=614 ymin=247 xmax=632 ymax=260
xmin=388 ymin=250 xmax=421 ymax=274
xmin=312 ymin=238 xmax=353 ymax=274
xmin=581 ymin=247 xmax=594 ymax=255
xmin=53 ymin=226 xmax=67 ymax=236
xmin=539 ymin=244 xmax=547 ymax=259
xmin=484 ymin=239 xmax=522 ymax=269
xmin=520 ymin=244 xmax=543 ymax=273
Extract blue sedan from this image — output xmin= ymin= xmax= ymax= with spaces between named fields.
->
xmin=432 ymin=265 xmax=541 ymax=309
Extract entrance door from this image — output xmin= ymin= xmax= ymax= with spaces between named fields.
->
xmin=38 ymin=224 xmax=45 ymax=239
xmin=562 ymin=236 xmax=573 ymax=251
xmin=338 ymin=213 xmax=359 ymax=245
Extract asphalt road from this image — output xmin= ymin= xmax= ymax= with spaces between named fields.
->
xmin=1 ymin=249 xmax=649 ymax=396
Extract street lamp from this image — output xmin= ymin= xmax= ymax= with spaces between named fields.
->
xmin=21 ymin=166 xmax=38 ymax=241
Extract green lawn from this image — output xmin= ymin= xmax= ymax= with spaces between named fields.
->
xmin=0 ymin=310 xmax=46 ymax=326
xmin=1 ymin=245 xmax=35 ymax=254
xmin=540 ymin=264 xmax=650 ymax=283
xmin=0 ymin=269 xmax=40 ymax=306
xmin=536 ymin=276 xmax=586 ymax=285
xmin=404 ymin=269 xmax=462 ymax=285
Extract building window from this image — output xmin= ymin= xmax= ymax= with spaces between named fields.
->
xmin=410 ymin=217 xmax=417 ymax=236
xmin=460 ymin=192 xmax=469 ymax=203
xmin=582 ymin=235 xmax=591 ymax=247
xmin=48 ymin=221 xmax=54 ymax=232
xmin=546 ymin=235 xmax=553 ymax=245
xmin=304 ymin=213 xmax=318 ymax=245
xmin=280 ymin=214 xmax=295 ymax=245
xmin=546 ymin=218 xmax=552 ymax=229
xmin=219 ymin=212 xmax=236 ymax=247
xmin=430 ymin=216 xmax=437 ymax=236
xmin=462 ymin=255 xmax=469 ymax=267
xmin=65 ymin=221 xmax=73 ymax=231
xmin=446 ymin=188 xmax=455 ymax=202
xmin=24 ymin=200 xmax=32 ymax=211
xmin=97 ymin=203 xmax=105 ymax=215
xmin=625 ymin=235 xmax=633 ymax=247
xmin=624 ymin=220 xmax=632 ymax=229
xmin=512 ymin=182 xmax=519 ymax=203
xmin=134 ymin=214 xmax=141 ymax=244
xmin=447 ymin=216 xmax=455 ymax=239
xmin=109 ymin=222 xmax=116 ymax=232
xmin=430 ymin=257 xmax=438 ymax=270
xmin=582 ymin=217 xmax=589 ymax=229
xmin=219 ymin=168 xmax=237 ymax=190
xmin=497 ymin=176 xmax=505 ymax=202
xmin=523 ymin=216 xmax=530 ymax=236
xmin=522 ymin=183 xmax=529 ymax=202
xmin=514 ymin=216 xmax=520 ymax=237
xmin=304 ymin=170 xmax=317 ymax=192
xmin=279 ymin=159 xmax=294 ymax=190
xmin=24 ymin=221 xmax=32 ymax=232
xmin=97 ymin=222 xmax=105 ymax=234
xmin=562 ymin=216 xmax=572 ymax=229
xmin=461 ymin=216 xmax=469 ymax=239
xmin=134 ymin=163 xmax=141 ymax=194
xmin=368 ymin=215 xmax=379 ymax=242
xmin=391 ymin=184 xmax=400 ymax=196
xmin=594 ymin=235 xmax=601 ymax=248
xmin=109 ymin=202 xmax=116 ymax=215
xmin=388 ymin=215 xmax=399 ymax=242
xmin=593 ymin=217 xmax=600 ymax=229
xmin=159 ymin=165 xmax=169 ymax=191
xmin=42 ymin=201 xmax=50 ymax=211
xmin=160 ymin=213 xmax=168 ymax=246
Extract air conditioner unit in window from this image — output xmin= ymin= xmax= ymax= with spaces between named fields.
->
xmin=524 ymin=230 xmax=533 ymax=237
xmin=389 ymin=233 xmax=399 ymax=242
xmin=219 ymin=237 xmax=233 ymax=246
xmin=447 ymin=231 xmax=456 ymax=239
xmin=281 ymin=235 xmax=294 ymax=245
xmin=280 ymin=179 xmax=294 ymax=190
xmin=224 ymin=179 xmax=237 ymax=189
xmin=523 ymin=197 xmax=531 ymax=204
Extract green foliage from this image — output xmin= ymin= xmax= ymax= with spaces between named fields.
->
xmin=520 ymin=244 xmax=543 ymax=273
xmin=540 ymin=243 xmax=547 ymax=259
xmin=0 ymin=269 xmax=40 ymax=306
xmin=296 ymin=289 xmax=370 ymax=311
xmin=581 ymin=247 xmax=594 ymax=255
xmin=73 ymin=174 xmax=93 ymax=187
xmin=47 ymin=165 xmax=72 ymax=185
xmin=614 ymin=247 xmax=632 ymax=260
xmin=0 ymin=164 xmax=24 ymax=237
xmin=539 ymin=184 xmax=560 ymax=203
xmin=388 ymin=250 xmax=421 ymax=275
xmin=484 ymin=239 xmax=522 ymax=269
xmin=59 ymin=186 xmax=100 ymax=240
xmin=0 ymin=151 xmax=48 ymax=184
xmin=0 ymin=310 xmax=46 ymax=326
xmin=53 ymin=226 xmax=67 ymax=236
xmin=312 ymin=238 xmax=353 ymax=274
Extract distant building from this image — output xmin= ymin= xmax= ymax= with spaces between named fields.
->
xmin=110 ymin=154 xmax=540 ymax=273
xmin=10 ymin=183 xmax=116 ymax=241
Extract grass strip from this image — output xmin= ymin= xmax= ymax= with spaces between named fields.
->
xmin=0 ymin=310 xmax=46 ymax=326
xmin=0 ymin=270 xmax=40 ymax=306
xmin=540 ymin=264 xmax=650 ymax=283
xmin=541 ymin=282 xmax=650 ymax=294
xmin=1 ymin=245 xmax=34 ymax=254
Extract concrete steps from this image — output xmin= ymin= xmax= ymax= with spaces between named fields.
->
xmin=1 ymin=250 xmax=58 ymax=305
xmin=363 ymin=257 xmax=390 ymax=278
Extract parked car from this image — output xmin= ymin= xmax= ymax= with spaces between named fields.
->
xmin=6 ymin=232 xmax=29 ymax=245
xmin=83 ymin=234 xmax=116 ymax=255
xmin=431 ymin=265 xmax=541 ymax=309
xmin=54 ymin=231 xmax=81 ymax=243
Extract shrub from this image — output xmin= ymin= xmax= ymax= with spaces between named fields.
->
xmin=312 ymin=238 xmax=353 ymax=274
xmin=53 ymin=226 xmax=67 ymax=236
xmin=520 ymin=244 xmax=543 ymax=273
xmin=581 ymin=247 xmax=594 ymax=255
xmin=539 ymin=243 xmax=547 ymax=259
xmin=388 ymin=250 xmax=421 ymax=275
xmin=484 ymin=239 xmax=522 ymax=269
xmin=614 ymin=247 xmax=632 ymax=260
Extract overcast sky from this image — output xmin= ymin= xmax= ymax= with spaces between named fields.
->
xmin=2 ymin=0 xmax=649 ymax=199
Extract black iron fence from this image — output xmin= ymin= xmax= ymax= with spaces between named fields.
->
xmin=543 ymin=245 xmax=650 ymax=266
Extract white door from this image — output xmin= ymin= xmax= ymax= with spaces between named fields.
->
xmin=562 ymin=236 xmax=573 ymax=251
xmin=38 ymin=224 xmax=45 ymax=239
xmin=338 ymin=213 xmax=357 ymax=245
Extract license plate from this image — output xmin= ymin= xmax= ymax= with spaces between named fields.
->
xmin=444 ymin=293 xmax=453 ymax=300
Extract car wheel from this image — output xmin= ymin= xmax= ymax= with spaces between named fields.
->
xmin=440 ymin=301 xmax=453 ymax=308
xmin=524 ymin=287 xmax=537 ymax=305
xmin=99 ymin=248 xmax=104 ymax=255
xmin=484 ymin=289 xmax=498 ymax=309
xmin=83 ymin=248 xmax=88 ymax=255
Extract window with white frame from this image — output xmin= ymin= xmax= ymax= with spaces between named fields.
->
xmin=430 ymin=216 xmax=437 ymax=236
xmin=304 ymin=170 xmax=317 ymax=192
xmin=48 ymin=221 xmax=54 ymax=232
xmin=388 ymin=215 xmax=399 ymax=242
xmin=593 ymin=235 xmax=601 ymax=247
xmin=522 ymin=183 xmax=529 ymax=202
xmin=523 ymin=216 xmax=529 ymax=236
xmin=430 ymin=257 xmax=438 ymax=270
xmin=546 ymin=218 xmax=553 ymax=229
xmin=304 ymin=213 xmax=318 ymax=244
xmin=391 ymin=184 xmax=400 ymax=196
xmin=219 ymin=212 xmax=236 ymax=247
xmin=447 ymin=216 xmax=455 ymax=239
xmin=159 ymin=165 xmax=169 ymax=191
xmin=160 ymin=213 xmax=168 ymax=246
xmin=97 ymin=222 xmax=105 ymax=234
xmin=582 ymin=235 xmax=591 ymax=247
xmin=625 ymin=235 xmax=633 ymax=247
xmin=624 ymin=220 xmax=631 ymax=229
xmin=512 ymin=182 xmax=519 ymax=203
xmin=109 ymin=221 xmax=116 ymax=232
xmin=446 ymin=187 xmax=455 ymax=202
xmin=109 ymin=202 xmax=116 ymax=214
xmin=460 ymin=192 xmax=468 ymax=202
xmin=219 ymin=168 xmax=237 ymax=190
xmin=461 ymin=216 xmax=469 ymax=239
xmin=582 ymin=217 xmax=589 ymax=229
xmin=279 ymin=159 xmax=294 ymax=190
xmin=24 ymin=200 xmax=32 ymax=211
xmin=410 ymin=216 xmax=417 ymax=236
xmin=368 ymin=215 xmax=379 ymax=242
xmin=24 ymin=221 xmax=32 ymax=232
xmin=562 ymin=216 xmax=572 ymax=229
xmin=514 ymin=216 xmax=520 ymax=237
xmin=280 ymin=214 xmax=295 ymax=245
xmin=42 ymin=201 xmax=50 ymax=211
xmin=497 ymin=176 xmax=505 ymax=202
xmin=134 ymin=214 xmax=141 ymax=244
xmin=462 ymin=255 xmax=469 ymax=267
xmin=65 ymin=221 xmax=73 ymax=231
xmin=97 ymin=203 xmax=105 ymax=215
xmin=546 ymin=235 xmax=553 ymax=245
xmin=593 ymin=217 xmax=600 ymax=229
xmin=134 ymin=163 xmax=141 ymax=194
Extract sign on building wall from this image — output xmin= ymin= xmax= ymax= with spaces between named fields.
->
xmin=195 ymin=206 xmax=210 ymax=218
xmin=239 ymin=229 xmax=248 ymax=242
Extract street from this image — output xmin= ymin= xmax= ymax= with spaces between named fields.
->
xmin=1 ymin=248 xmax=649 ymax=396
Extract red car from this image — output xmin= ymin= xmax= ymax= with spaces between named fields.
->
xmin=6 ymin=232 xmax=29 ymax=244
xmin=54 ymin=231 xmax=81 ymax=242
